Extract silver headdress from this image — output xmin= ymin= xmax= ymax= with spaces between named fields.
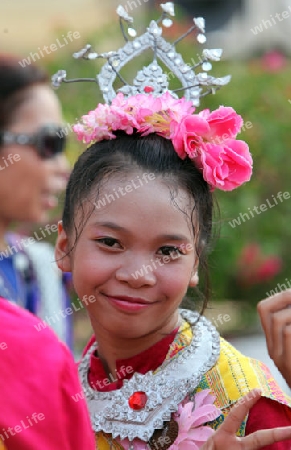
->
xmin=52 ymin=2 xmax=231 ymax=107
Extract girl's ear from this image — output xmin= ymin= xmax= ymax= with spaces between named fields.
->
xmin=189 ymin=271 xmax=199 ymax=287
xmin=189 ymin=258 xmax=199 ymax=287
xmin=55 ymin=221 xmax=72 ymax=273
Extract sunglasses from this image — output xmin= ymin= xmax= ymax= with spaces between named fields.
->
xmin=0 ymin=124 xmax=67 ymax=159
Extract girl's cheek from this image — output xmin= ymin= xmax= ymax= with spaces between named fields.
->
xmin=160 ymin=266 xmax=191 ymax=287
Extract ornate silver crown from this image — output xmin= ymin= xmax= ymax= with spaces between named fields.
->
xmin=52 ymin=2 xmax=231 ymax=106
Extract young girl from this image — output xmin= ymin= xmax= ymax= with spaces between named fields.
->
xmin=54 ymin=92 xmax=291 ymax=449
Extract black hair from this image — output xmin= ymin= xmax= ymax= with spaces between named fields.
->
xmin=0 ymin=54 xmax=48 ymax=130
xmin=62 ymin=132 xmax=215 ymax=310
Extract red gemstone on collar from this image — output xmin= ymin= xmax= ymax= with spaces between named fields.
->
xmin=144 ymin=86 xmax=154 ymax=93
xmin=128 ymin=391 xmax=148 ymax=410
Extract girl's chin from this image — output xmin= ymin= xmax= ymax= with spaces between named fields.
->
xmin=100 ymin=316 xmax=156 ymax=337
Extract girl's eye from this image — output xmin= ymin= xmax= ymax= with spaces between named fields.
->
xmin=158 ymin=246 xmax=183 ymax=257
xmin=96 ymin=238 xmax=121 ymax=248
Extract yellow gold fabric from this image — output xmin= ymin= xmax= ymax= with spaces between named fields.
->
xmin=195 ymin=337 xmax=291 ymax=435
xmin=95 ymin=431 xmax=124 ymax=449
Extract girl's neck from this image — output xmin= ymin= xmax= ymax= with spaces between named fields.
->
xmin=90 ymin=313 xmax=181 ymax=376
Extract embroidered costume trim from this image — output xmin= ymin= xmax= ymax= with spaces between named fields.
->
xmin=79 ymin=310 xmax=220 ymax=442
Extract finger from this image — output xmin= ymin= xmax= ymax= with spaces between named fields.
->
xmin=219 ymin=389 xmax=262 ymax=435
xmin=258 ymin=296 xmax=291 ymax=356
xmin=258 ymin=290 xmax=291 ymax=318
xmin=280 ymin=324 xmax=291 ymax=385
xmin=269 ymin=309 xmax=291 ymax=359
xmin=257 ymin=298 xmax=277 ymax=352
xmin=241 ymin=426 xmax=291 ymax=450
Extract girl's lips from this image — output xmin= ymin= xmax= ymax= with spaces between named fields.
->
xmin=105 ymin=295 xmax=155 ymax=312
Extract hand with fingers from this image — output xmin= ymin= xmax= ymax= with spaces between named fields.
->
xmin=201 ymin=389 xmax=291 ymax=450
xmin=258 ymin=289 xmax=291 ymax=388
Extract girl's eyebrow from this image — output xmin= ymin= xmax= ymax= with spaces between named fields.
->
xmin=91 ymin=221 xmax=127 ymax=231
xmin=91 ymin=222 xmax=190 ymax=242
xmin=158 ymin=234 xmax=190 ymax=242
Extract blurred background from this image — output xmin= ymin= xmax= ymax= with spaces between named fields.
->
xmin=2 ymin=0 xmax=291 ymax=388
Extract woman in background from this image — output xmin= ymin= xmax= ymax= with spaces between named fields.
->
xmin=0 ymin=54 xmax=72 ymax=347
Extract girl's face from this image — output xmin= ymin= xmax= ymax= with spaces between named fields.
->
xmin=56 ymin=172 xmax=199 ymax=340
xmin=0 ymin=84 xmax=69 ymax=227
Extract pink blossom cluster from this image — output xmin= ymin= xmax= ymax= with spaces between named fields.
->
xmin=73 ymin=92 xmax=253 ymax=191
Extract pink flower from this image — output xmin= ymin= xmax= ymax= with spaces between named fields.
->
xmin=171 ymin=115 xmax=210 ymax=159
xmin=169 ymin=390 xmax=221 ymax=450
xmin=73 ymin=92 xmax=253 ymax=191
xmin=172 ymin=109 xmax=252 ymax=190
xmin=160 ymin=91 xmax=195 ymax=119
xmin=119 ymin=390 xmax=221 ymax=450
xmin=194 ymin=139 xmax=253 ymax=191
xmin=200 ymin=106 xmax=243 ymax=142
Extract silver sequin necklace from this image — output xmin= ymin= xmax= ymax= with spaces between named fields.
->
xmin=79 ymin=310 xmax=220 ymax=444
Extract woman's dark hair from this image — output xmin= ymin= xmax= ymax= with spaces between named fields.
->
xmin=63 ymin=132 xmax=215 ymax=310
xmin=0 ymin=54 xmax=48 ymax=129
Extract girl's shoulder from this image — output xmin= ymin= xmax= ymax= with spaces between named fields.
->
xmin=196 ymin=337 xmax=291 ymax=435
xmin=200 ymin=337 xmax=291 ymax=408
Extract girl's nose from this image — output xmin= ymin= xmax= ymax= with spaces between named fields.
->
xmin=115 ymin=257 xmax=157 ymax=288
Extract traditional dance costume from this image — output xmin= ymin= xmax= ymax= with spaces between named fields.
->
xmin=79 ymin=310 xmax=291 ymax=449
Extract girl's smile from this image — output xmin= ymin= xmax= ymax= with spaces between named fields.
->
xmin=103 ymin=294 xmax=158 ymax=312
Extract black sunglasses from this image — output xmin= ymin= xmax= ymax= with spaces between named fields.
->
xmin=0 ymin=124 xmax=67 ymax=159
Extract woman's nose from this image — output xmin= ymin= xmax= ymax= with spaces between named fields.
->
xmin=54 ymin=153 xmax=70 ymax=179
xmin=47 ymin=153 xmax=71 ymax=191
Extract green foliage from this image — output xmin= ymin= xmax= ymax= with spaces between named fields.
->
xmin=204 ymin=59 xmax=291 ymax=305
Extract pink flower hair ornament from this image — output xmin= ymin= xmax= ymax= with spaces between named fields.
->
xmin=73 ymin=91 xmax=253 ymax=192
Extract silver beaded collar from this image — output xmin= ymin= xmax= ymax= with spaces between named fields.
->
xmin=78 ymin=309 xmax=220 ymax=442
